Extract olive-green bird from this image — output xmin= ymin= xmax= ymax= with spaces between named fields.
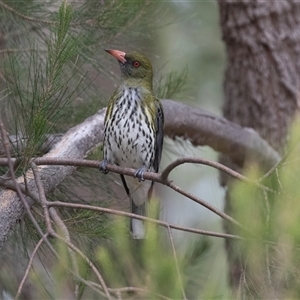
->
xmin=99 ymin=49 xmax=164 ymax=239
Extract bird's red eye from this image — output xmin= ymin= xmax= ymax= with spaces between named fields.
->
xmin=133 ymin=61 xmax=140 ymax=68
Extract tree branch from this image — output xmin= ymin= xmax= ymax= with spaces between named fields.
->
xmin=163 ymin=100 xmax=280 ymax=168
xmin=15 ymin=234 xmax=49 ymax=300
xmin=0 ymin=109 xmax=106 ymax=248
xmin=0 ymin=0 xmax=54 ymax=25
xmin=0 ymin=100 xmax=280 ymax=166
xmin=0 ymin=100 xmax=280 ymax=248
xmin=1 ymin=156 xmax=271 ymax=234
xmin=48 ymin=200 xmax=242 ymax=240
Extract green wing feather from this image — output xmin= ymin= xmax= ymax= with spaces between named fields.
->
xmin=153 ymin=99 xmax=164 ymax=172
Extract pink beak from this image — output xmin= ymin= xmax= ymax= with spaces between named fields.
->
xmin=105 ymin=49 xmax=126 ymax=63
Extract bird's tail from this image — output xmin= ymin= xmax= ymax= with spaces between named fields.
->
xmin=130 ymin=199 xmax=146 ymax=239
xmin=120 ymin=174 xmax=153 ymax=239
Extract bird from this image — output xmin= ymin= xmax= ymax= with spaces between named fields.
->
xmin=99 ymin=49 xmax=164 ymax=239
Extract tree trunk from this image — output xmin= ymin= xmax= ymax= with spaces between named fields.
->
xmin=218 ymin=0 xmax=300 ymax=297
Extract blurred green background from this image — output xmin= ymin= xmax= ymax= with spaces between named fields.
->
xmin=150 ymin=1 xmax=229 ymax=298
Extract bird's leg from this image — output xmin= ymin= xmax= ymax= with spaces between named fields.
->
xmin=99 ymin=159 xmax=109 ymax=174
xmin=134 ymin=166 xmax=147 ymax=182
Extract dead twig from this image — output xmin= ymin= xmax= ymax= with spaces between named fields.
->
xmin=48 ymin=200 xmax=242 ymax=240
xmin=0 ymin=156 xmax=270 ymax=232
xmin=15 ymin=234 xmax=49 ymax=300
xmin=0 ymin=118 xmax=54 ymax=250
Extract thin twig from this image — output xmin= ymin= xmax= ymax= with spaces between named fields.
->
xmin=0 ymin=48 xmax=47 ymax=54
xmin=15 ymin=234 xmax=48 ymax=300
xmin=258 ymin=136 xmax=300 ymax=182
xmin=0 ymin=170 xmax=241 ymax=240
xmin=30 ymin=163 xmax=52 ymax=232
xmin=18 ymin=201 xmax=109 ymax=298
xmin=0 ymin=0 xmax=111 ymax=29
xmin=49 ymin=207 xmax=80 ymax=297
xmin=51 ymin=232 xmax=112 ymax=300
xmin=1 ymin=159 xmax=109 ymax=298
xmin=0 ymin=156 xmax=277 ymax=195
xmin=31 ymin=162 xmax=79 ymax=298
xmin=0 ymin=0 xmax=54 ymax=25
xmin=25 ymin=157 xmax=271 ymax=190
xmin=161 ymin=157 xmax=246 ymax=181
xmin=0 ymin=159 xmax=245 ymax=239
xmin=32 ymin=164 xmax=107 ymax=297
xmin=0 ymin=156 xmax=251 ymax=229
xmin=0 ymin=156 xmax=260 ymax=232
xmin=30 ymin=158 xmax=274 ymax=227
xmin=166 ymin=225 xmax=187 ymax=300
xmin=48 ymin=201 xmax=242 ymax=240
xmin=161 ymin=157 xmax=276 ymax=193
xmin=0 ymin=118 xmax=51 ymax=247
xmin=167 ymin=181 xmax=246 ymax=231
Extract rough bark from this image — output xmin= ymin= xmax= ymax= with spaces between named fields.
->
xmin=218 ymin=0 xmax=300 ymax=296
xmin=219 ymin=1 xmax=300 ymax=151
xmin=163 ymin=100 xmax=279 ymax=168
xmin=0 ymin=99 xmax=279 ymax=249
xmin=0 ymin=109 xmax=106 ymax=249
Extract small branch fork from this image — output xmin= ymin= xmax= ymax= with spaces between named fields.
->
xmin=0 ymin=121 xmax=275 ymax=299
xmin=0 ymin=156 xmax=276 ymax=231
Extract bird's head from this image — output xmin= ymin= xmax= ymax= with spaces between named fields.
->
xmin=105 ymin=49 xmax=153 ymax=89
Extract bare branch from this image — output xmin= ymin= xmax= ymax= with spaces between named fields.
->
xmin=0 ymin=156 xmax=276 ymax=196
xmin=167 ymin=180 xmax=246 ymax=230
xmin=0 ymin=0 xmax=115 ymax=29
xmin=31 ymin=163 xmax=111 ymax=298
xmin=51 ymin=231 xmax=112 ymax=299
xmin=15 ymin=234 xmax=49 ymax=300
xmin=49 ymin=207 xmax=80 ymax=297
xmin=0 ymin=100 xmax=280 ymax=166
xmin=0 ymin=154 xmax=268 ymax=244
xmin=30 ymin=163 xmax=52 ymax=232
xmin=0 ymin=118 xmax=51 ymax=249
xmin=31 ymin=162 xmax=80 ymax=297
xmin=0 ymin=0 xmax=54 ymax=25
xmin=160 ymin=156 xmax=276 ymax=194
xmin=48 ymin=201 xmax=242 ymax=240
xmin=27 ymin=157 xmax=247 ymax=229
xmin=163 ymin=99 xmax=280 ymax=168
xmin=0 ymin=99 xmax=280 ymax=248
xmin=0 ymin=48 xmax=47 ymax=54
xmin=0 ymin=109 xmax=106 ymax=248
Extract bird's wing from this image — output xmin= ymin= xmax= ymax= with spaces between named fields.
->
xmin=153 ymin=99 xmax=164 ymax=173
xmin=147 ymin=98 xmax=164 ymax=201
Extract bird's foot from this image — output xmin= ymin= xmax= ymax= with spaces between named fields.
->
xmin=99 ymin=159 xmax=109 ymax=174
xmin=134 ymin=166 xmax=147 ymax=182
